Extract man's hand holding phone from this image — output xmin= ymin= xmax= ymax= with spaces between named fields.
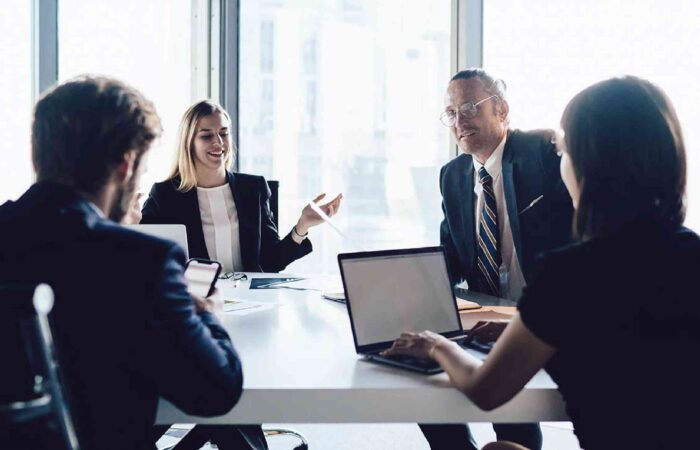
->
xmin=184 ymin=258 xmax=223 ymax=316
xmin=191 ymin=288 xmax=223 ymax=316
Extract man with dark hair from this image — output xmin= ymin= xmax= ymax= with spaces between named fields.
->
xmin=420 ymin=69 xmax=573 ymax=449
xmin=0 ymin=76 xmax=246 ymax=450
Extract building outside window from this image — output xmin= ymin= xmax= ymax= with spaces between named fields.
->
xmin=239 ymin=0 xmax=452 ymax=274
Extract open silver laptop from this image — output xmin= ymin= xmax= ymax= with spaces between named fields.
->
xmin=338 ymin=246 xmax=467 ymax=374
xmin=125 ymin=224 xmax=189 ymax=259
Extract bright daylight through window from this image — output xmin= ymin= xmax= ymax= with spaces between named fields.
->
xmin=239 ymin=0 xmax=452 ymax=274
xmin=59 ymin=0 xmax=193 ymax=193
xmin=0 ymin=1 xmax=32 ymax=204
xmin=484 ymin=0 xmax=700 ymax=232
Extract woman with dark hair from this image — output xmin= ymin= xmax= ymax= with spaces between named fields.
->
xmin=384 ymin=76 xmax=700 ymax=450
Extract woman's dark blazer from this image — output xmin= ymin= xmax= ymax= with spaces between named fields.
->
xmin=141 ymin=171 xmax=312 ymax=272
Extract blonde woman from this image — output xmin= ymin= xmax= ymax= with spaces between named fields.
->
xmin=141 ymin=100 xmax=341 ymax=274
xmin=143 ymin=100 xmax=340 ymax=448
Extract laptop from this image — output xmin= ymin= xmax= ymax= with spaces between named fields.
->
xmin=338 ymin=246 xmax=467 ymax=374
xmin=125 ymin=224 xmax=189 ymax=259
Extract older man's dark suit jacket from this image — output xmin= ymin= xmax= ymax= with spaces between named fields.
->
xmin=141 ymin=171 xmax=311 ymax=272
xmin=440 ymin=129 xmax=573 ymax=286
xmin=0 ymin=182 xmax=244 ymax=450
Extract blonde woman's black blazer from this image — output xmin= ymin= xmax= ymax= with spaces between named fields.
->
xmin=141 ymin=171 xmax=311 ymax=272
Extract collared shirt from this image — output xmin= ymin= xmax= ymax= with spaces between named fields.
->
xmin=197 ymin=183 xmax=243 ymax=273
xmin=86 ymin=200 xmax=106 ymax=219
xmin=472 ymin=134 xmax=527 ymax=300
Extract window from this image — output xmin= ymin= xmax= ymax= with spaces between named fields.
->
xmin=0 ymin=1 xmax=32 ymax=204
xmin=239 ymin=0 xmax=452 ymax=274
xmin=58 ymin=0 xmax=193 ymax=193
xmin=484 ymin=0 xmax=700 ymax=231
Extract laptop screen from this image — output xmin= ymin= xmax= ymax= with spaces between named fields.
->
xmin=339 ymin=248 xmax=461 ymax=348
xmin=125 ymin=224 xmax=189 ymax=259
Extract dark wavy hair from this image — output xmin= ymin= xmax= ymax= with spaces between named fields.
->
xmin=561 ymin=76 xmax=686 ymax=239
xmin=32 ymin=76 xmax=162 ymax=194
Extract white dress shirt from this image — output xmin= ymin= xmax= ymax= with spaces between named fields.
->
xmin=472 ymin=135 xmax=527 ymax=300
xmin=197 ymin=184 xmax=243 ymax=273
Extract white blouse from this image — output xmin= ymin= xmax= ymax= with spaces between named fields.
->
xmin=196 ymin=184 xmax=243 ymax=273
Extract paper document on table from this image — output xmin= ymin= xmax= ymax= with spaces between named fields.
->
xmin=456 ymin=297 xmax=481 ymax=311
xmin=460 ymin=311 xmax=513 ymax=331
xmin=309 ymin=201 xmax=366 ymax=251
xmin=223 ymin=298 xmax=267 ymax=315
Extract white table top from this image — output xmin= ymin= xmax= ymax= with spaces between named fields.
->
xmin=156 ymin=274 xmax=567 ymax=424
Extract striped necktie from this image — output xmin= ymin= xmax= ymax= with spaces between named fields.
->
xmin=476 ymin=167 xmax=501 ymax=296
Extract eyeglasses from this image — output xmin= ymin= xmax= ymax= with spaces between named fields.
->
xmin=439 ymin=95 xmax=498 ymax=127
xmin=218 ymin=272 xmax=248 ymax=281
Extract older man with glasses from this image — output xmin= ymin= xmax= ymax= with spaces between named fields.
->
xmin=418 ymin=69 xmax=574 ymax=450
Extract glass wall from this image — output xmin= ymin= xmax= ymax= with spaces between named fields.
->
xmin=239 ymin=0 xmax=452 ymax=274
xmin=0 ymin=1 xmax=32 ymax=204
xmin=484 ymin=0 xmax=700 ymax=232
xmin=58 ymin=0 xmax=193 ymax=193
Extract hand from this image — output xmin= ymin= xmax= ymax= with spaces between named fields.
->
xmin=295 ymin=193 xmax=343 ymax=235
xmin=465 ymin=320 xmax=509 ymax=344
xmin=380 ymin=330 xmax=450 ymax=360
xmin=191 ymin=288 xmax=223 ymax=317
xmin=121 ymin=192 xmax=144 ymax=225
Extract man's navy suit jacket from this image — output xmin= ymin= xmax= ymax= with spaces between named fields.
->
xmin=0 ymin=182 xmax=244 ymax=450
xmin=440 ymin=129 xmax=574 ymax=287
xmin=141 ymin=171 xmax=311 ymax=272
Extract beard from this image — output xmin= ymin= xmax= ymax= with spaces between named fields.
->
xmin=108 ymin=175 xmax=137 ymax=222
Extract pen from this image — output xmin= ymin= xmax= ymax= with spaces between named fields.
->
xmin=519 ymin=195 xmax=543 ymax=215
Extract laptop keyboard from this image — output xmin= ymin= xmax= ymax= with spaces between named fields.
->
xmin=377 ymin=353 xmax=441 ymax=370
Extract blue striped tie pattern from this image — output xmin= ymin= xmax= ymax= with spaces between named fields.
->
xmin=476 ymin=167 xmax=501 ymax=296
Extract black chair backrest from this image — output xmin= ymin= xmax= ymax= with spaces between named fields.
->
xmin=267 ymin=180 xmax=280 ymax=230
xmin=0 ymin=284 xmax=80 ymax=450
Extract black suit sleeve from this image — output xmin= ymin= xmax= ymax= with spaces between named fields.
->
xmin=257 ymin=176 xmax=312 ymax=272
xmin=439 ymin=165 xmax=462 ymax=285
xmin=139 ymin=245 xmax=243 ymax=416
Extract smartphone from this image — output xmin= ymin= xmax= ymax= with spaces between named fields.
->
xmin=184 ymin=258 xmax=222 ymax=298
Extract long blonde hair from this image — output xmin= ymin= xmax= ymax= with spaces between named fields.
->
xmin=168 ymin=100 xmax=235 ymax=191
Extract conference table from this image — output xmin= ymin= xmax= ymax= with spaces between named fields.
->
xmin=156 ymin=273 xmax=568 ymax=425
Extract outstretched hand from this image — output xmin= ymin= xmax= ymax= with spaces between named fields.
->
xmin=296 ymin=193 xmax=343 ymax=234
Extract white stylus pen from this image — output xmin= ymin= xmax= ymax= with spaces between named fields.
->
xmin=309 ymin=201 xmax=367 ymax=251
xmin=519 ymin=195 xmax=544 ymax=215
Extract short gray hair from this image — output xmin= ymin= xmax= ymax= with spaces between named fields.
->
xmin=450 ymin=68 xmax=507 ymax=101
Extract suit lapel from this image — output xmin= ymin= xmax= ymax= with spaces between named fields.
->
xmin=502 ymin=131 xmax=524 ymax=268
xmin=459 ymin=158 xmax=477 ymax=272
xmin=227 ymin=172 xmax=256 ymax=270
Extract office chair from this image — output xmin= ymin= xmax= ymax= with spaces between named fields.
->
xmin=0 ymin=283 xmax=80 ymax=450
xmin=159 ymin=425 xmax=308 ymax=450
xmin=264 ymin=427 xmax=308 ymax=450
xmin=267 ymin=179 xmax=280 ymax=230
